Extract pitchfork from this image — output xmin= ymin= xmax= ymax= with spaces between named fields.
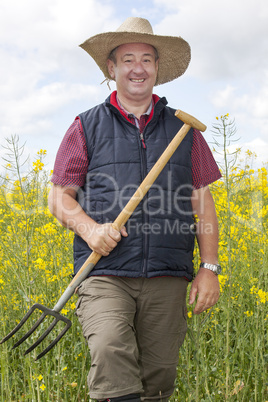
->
xmin=0 ymin=110 xmax=206 ymax=360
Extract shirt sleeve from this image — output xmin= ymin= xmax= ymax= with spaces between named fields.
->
xmin=191 ymin=129 xmax=222 ymax=189
xmin=51 ymin=117 xmax=89 ymax=187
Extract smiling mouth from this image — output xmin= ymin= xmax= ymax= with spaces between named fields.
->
xmin=130 ymin=79 xmax=145 ymax=83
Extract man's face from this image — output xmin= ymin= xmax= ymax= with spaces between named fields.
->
xmin=107 ymin=43 xmax=159 ymax=102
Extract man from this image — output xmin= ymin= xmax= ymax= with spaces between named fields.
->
xmin=48 ymin=17 xmax=221 ymax=402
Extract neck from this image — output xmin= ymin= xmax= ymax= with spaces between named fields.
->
xmin=117 ymin=93 xmax=152 ymax=119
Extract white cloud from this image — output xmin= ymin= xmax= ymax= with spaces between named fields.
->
xmin=210 ymin=71 xmax=268 ymax=143
xmin=0 ymin=0 xmax=120 ymax=143
xmin=211 ymin=85 xmax=236 ymax=109
xmin=243 ymin=139 xmax=268 ymax=166
xmin=1 ymin=83 xmax=100 ymax=137
xmin=153 ymin=0 xmax=268 ymax=80
xmin=0 ymin=0 xmax=268 ymax=170
xmin=212 ymin=79 xmax=268 ymax=119
xmin=0 ymin=0 xmax=117 ymax=50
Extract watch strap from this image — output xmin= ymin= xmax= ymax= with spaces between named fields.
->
xmin=200 ymin=262 xmax=221 ymax=275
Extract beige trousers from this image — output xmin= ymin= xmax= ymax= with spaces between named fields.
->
xmin=76 ymin=276 xmax=188 ymax=401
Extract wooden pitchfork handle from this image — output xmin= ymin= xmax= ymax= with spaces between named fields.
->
xmin=53 ymin=110 xmax=206 ymax=312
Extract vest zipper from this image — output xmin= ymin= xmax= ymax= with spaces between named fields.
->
xmin=140 ymin=132 xmax=146 ymax=149
xmin=139 ymin=129 xmax=149 ymax=276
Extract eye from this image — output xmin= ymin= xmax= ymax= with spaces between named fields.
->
xmin=123 ymin=57 xmax=133 ymax=63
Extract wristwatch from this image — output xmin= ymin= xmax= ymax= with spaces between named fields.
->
xmin=200 ymin=262 xmax=222 ymax=275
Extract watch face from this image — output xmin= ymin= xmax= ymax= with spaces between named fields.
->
xmin=216 ymin=265 xmax=222 ymax=275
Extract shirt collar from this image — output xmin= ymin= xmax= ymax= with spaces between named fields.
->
xmin=116 ymin=94 xmax=154 ymax=119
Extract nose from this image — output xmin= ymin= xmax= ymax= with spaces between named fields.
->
xmin=132 ymin=61 xmax=145 ymax=74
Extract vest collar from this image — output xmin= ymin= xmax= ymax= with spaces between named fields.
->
xmin=105 ymin=92 xmax=168 ymax=124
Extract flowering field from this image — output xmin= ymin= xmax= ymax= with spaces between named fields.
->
xmin=0 ymin=117 xmax=267 ymax=401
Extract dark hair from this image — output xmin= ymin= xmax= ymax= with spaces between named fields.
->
xmin=108 ymin=47 xmax=118 ymax=64
xmin=108 ymin=45 xmax=159 ymax=65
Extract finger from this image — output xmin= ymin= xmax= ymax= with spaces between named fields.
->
xmin=100 ymin=248 xmax=110 ymax=256
xmin=121 ymin=226 xmax=128 ymax=237
xmin=91 ymin=237 xmax=114 ymax=255
xmin=109 ymin=228 xmax=122 ymax=242
xmin=189 ymin=286 xmax=197 ymax=305
xmin=99 ymin=241 xmax=115 ymax=256
xmin=194 ymin=302 xmax=207 ymax=314
xmin=194 ymin=299 xmax=208 ymax=314
xmin=91 ymin=244 xmax=110 ymax=256
xmin=194 ymin=295 xmax=218 ymax=314
xmin=105 ymin=236 xmax=119 ymax=250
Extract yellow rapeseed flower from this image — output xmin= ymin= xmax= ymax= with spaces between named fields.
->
xmin=257 ymin=289 xmax=268 ymax=304
xmin=37 ymin=149 xmax=47 ymax=156
xmin=32 ymin=159 xmax=44 ymax=172
xmin=244 ymin=311 xmax=253 ymax=317
xmin=69 ymin=382 xmax=78 ymax=388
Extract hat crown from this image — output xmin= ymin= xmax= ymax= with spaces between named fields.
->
xmin=116 ymin=17 xmax=154 ymax=35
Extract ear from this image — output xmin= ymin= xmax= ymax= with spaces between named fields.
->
xmin=107 ymin=59 xmax=115 ymax=79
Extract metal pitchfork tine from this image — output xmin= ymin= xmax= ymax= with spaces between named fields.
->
xmin=0 ymin=110 xmax=206 ymax=359
xmin=1 ymin=304 xmax=71 ymax=360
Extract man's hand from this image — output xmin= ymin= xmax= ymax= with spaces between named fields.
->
xmin=189 ymin=268 xmax=220 ymax=314
xmin=85 ymin=223 xmax=128 ymax=256
xmin=48 ymin=185 xmax=128 ymax=257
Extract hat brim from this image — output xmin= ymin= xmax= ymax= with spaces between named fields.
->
xmin=79 ymin=32 xmax=191 ymax=86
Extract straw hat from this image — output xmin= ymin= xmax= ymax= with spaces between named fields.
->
xmin=79 ymin=17 xmax=191 ymax=86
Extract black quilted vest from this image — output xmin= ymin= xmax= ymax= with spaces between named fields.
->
xmin=73 ymin=95 xmax=195 ymax=280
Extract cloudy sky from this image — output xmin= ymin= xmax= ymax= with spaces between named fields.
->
xmin=1 ymin=0 xmax=268 ymax=172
